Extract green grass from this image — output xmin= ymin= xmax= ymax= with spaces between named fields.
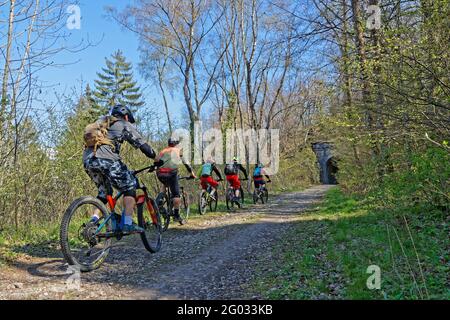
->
xmin=0 ymin=221 xmax=62 ymax=264
xmin=251 ymin=187 xmax=450 ymax=300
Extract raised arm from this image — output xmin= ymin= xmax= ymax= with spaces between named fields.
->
xmin=213 ymin=164 xmax=223 ymax=180
xmin=239 ymin=164 xmax=248 ymax=180
xmin=123 ymin=124 xmax=156 ymax=159
xmin=180 ymin=150 xmax=195 ymax=176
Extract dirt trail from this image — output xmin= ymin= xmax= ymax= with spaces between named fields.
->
xmin=0 ymin=185 xmax=333 ymax=300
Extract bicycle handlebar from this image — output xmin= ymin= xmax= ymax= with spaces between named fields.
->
xmin=141 ymin=161 xmax=164 ymax=174
xmin=132 ymin=166 xmax=154 ymax=176
xmin=179 ymin=176 xmax=195 ymax=180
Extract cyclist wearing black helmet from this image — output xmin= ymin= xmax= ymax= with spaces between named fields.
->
xmin=224 ymin=157 xmax=248 ymax=203
xmin=83 ymin=104 xmax=156 ymax=233
xmin=154 ymin=137 xmax=196 ymax=224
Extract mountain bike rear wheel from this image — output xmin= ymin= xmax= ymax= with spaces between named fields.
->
xmin=239 ymin=186 xmax=245 ymax=203
xmin=156 ymin=192 xmax=170 ymax=232
xmin=253 ymin=190 xmax=259 ymax=204
xmin=199 ymin=191 xmax=208 ymax=215
xmin=180 ymin=190 xmax=190 ymax=221
xmin=226 ymin=188 xmax=234 ymax=210
xmin=209 ymin=190 xmax=218 ymax=212
xmin=60 ymin=196 xmax=112 ymax=272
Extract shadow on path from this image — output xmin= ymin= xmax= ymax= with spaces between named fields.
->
xmin=0 ymin=185 xmax=334 ymax=300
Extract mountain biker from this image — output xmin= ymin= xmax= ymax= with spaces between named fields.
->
xmin=224 ymin=157 xmax=248 ymax=203
xmin=154 ymin=138 xmax=196 ymax=225
xmin=83 ymin=104 xmax=156 ymax=233
xmin=253 ymin=163 xmax=271 ymax=190
xmin=198 ymin=157 xmax=223 ymax=199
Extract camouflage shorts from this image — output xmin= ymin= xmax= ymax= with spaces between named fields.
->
xmin=84 ymin=158 xmax=137 ymax=200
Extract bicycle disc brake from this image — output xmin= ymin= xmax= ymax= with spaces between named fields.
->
xmin=79 ymin=223 xmax=99 ymax=247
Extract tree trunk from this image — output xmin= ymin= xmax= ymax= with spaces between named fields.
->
xmin=350 ymin=0 xmax=372 ymax=126
xmin=341 ymin=0 xmax=352 ymax=109
xmin=157 ymin=68 xmax=173 ymax=134
xmin=1 ymin=0 xmax=16 ymax=122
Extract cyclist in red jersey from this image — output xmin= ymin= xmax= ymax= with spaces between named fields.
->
xmin=224 ymin=157 xmax=248 ymax=202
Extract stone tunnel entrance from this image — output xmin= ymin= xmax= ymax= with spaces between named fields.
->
xmin=326 ymin=157 xmax=338 ymax=184
xmin=311 ymin=142 xmax=338 ymax=185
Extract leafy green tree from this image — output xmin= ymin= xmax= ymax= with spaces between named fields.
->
xmin=53 ymin=86 xmax=99 ymax=206
xmin=94 ymin=50 xmax=144 ymax=114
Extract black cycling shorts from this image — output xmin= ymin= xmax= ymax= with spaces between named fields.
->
xmin=254 ymin=178 xmax=266 ymax=189
xmin=157 ymin=172 xmax=180 ymax=198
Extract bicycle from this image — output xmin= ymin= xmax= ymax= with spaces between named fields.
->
xmin=225 ymin=179 xmax=247 ymax=210
xmin=253 ymin=181 xmax=270 ymax=204
xmin=60 ymin=166 xmax=162 ymax=272
xmin=155 ymin=175 xmax=193 ymax=232
xmin=198 ymin=179 xmax=222 ymax=215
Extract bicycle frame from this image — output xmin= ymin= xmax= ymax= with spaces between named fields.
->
xmin=226 ymin=184 xmax=241 ymax=205
xmin=200 ymin=185 xmax=216 ymax=206
xmin=94 ymin=170 xmax=158 ymax=237
xmin=257 ymin=184 xmax=266 ymax=193
xmin=226 ymin=183 xmax=241 ymax=195
xmin=158 ymin=176 xmax=191 ymax=211
xmin=253 ymin=180 xmax=269 ymax=204
xmin=205 ymin=186 xmax=213 ymax=202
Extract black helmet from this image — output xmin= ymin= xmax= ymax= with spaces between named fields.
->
xmin=168 ymin=137 xmax=179 ymax=146
xmin=111 ymin=104 xmax=135 ymax=123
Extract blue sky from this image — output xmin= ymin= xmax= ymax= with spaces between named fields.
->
xmin=37 ymin=0 xmax=183 ymax=122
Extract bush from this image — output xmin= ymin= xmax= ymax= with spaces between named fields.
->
xmin=374 ymin=146 xmax=450 ymax=213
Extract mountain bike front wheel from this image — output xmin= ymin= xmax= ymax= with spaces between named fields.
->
xmin=137 ymin=197 xmax=162 ymax=253
xmin=60 ymin=196 xmax=112 ymax=272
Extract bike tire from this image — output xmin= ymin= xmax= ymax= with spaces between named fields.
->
xmin=253 ymin=190 xmax=258 ymax=204
xmin=137 ymin=198 xmax=162 ymax=253
xmin=235 ymin=197 xmax=241 ymax=208
xmin=156 ymin=192 xmax=170 ymax=232
xmin=199 ymin=191 xmax=208 ymax=215
xmin=60 ymin=196 xmax=111 ymax=272
xmin=210 ymin=191 xmax=218 ymax=212
xmin=264 ymin=188 xmax=269 ymax=203
xmin=226 ymin=189 xmax=233 ymax=210
xmin=180 ymin=191 xmax=190 ymax=221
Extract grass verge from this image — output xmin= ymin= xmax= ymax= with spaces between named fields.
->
xmin=250 ymin=187 xmax=450 ymax=300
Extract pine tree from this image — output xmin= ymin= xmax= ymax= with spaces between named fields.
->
xmin=94 ymin=50 xmax=144 ymax=114
xmin=84 ymin=84 xmax=100 ymax=117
